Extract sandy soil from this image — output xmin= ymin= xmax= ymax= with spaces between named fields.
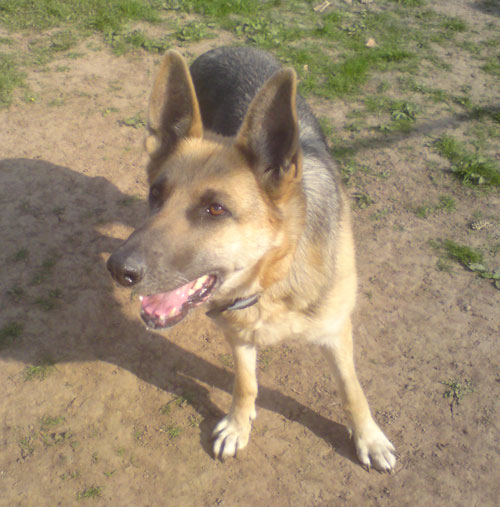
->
xmin=1 ymin=4 xmax=499 ymax=506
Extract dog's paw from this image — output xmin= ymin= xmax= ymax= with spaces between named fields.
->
xmin=212 ymin=411 xmax=255 ymax=460
xmin=353 ymin=421 xmax=396 ymax=472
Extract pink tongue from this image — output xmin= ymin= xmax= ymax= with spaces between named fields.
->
xmin=141 ymin=281 xmax=193 ymax=317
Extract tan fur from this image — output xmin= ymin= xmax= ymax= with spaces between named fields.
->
xmin=110 ymin=49 xmax=396 ymax=471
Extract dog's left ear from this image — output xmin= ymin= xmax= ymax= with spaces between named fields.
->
xmin=145 ymin=50 xmax=203 ymax=175
xmin=236 ymin=68 xmax=302 ymax=197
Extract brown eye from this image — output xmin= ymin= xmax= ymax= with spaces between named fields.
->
xmin=207 ymin=203 xmax=226 ymax=217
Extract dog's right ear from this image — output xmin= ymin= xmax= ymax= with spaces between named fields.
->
xmin=145 ymin=50 xmax=202 ymax=178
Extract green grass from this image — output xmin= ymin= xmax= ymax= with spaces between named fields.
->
xmin=164 ymin=0 xmax=262 ymax=18
xmin=414 ymin=195 xmax=456 ymax=218
xmin=443 ymin=239 xmax=483 ymax=267
xmin=160 ymin=424 xmax=181 ymax=440
xmin=0 ymin=0 xmax=161 ymax=31
xmin=23 ymin=361 xmax=55 ymax=381
xmin=77 ymin=486 xmax=102 ymax=500
xmin=0 ymin=53 xmax=25 ymax=107
xmin=40 ymin=415 xmax=66 ymax=429
xmin=481 ymin=55 xmax=500 ymax=76
xmin=441 ymin=16 xmax=468 ymax=33
xmin=435 ymin=135 xmax=500 ymax=186
xmin=441 ymin=378 xmax=474 ymax=412
xmin=106 ymin=30 xmax=169 ymax=55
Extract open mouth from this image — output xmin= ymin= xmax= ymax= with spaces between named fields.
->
xmin=140 ymin=274 xmax=217 ymax=329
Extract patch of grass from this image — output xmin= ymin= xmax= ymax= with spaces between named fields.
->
xmin=159 ymin=403 xmax=171 ymax=416
xmin=176 ymin=21 xmax=214 ymax=42
xmin=165 ymin=0 xmax=262 ymax=18
xmin=77 ymin=486 xmax=102 ymax=500
xmin=120 ymin=113 xmax=146 ymax=129
xmin=414 ymin=195 xmax=456 ymax=218
xmin=175 ymin=392 xmax=195 ymax=408
xmin=106 ymin=30 xmax=169 ymax=55
xmin=0 ymin=0 xmax=160 ymax=31
xmin=435 ymin=135 xmax=500 ymax=186
xmin=481 ymin=55 xmax=500 ymax=76
xmin=40 ymin=415 xmax=66 ymax=429
xmin=0 ymin=52 xmax=25 ymax=107
xmin=133 ymin=425 xmax=146 ymax=443
xmin=188 ymin=414 xmax=203 ymax=427
xmin=19 ymin=436 xmax=35 ymax=459
xmin=443 ymin=239 xmax=483 ymax=267
xmin=437 ymin=195 xmax=456 ymax=213
xmin=49 ymin=30 xmax=79 ymax=52
xmin=467 ymin=263 xmax=500 ymax=289
xmin=441 ymin=378 xmax=473 ymax=414
xmin=39 ymin=429 xmax=70 ymax=447
xmin=354 ymin=192 xmax=374 ymax=209
xmin=441 ymin=16 xmax=468 ymax=33
xmin=231 ymin=16 xmax=299 ymax=49
xmin=159 ymin=424 xmax=181 ymax=440
xmin=0 ymin=322 xmax=23 ymax=349
xmin=159 ymin=392 xmax=195 ymax=415
xmin=429 ymin=238 xmax=492 ymax=281
xmin=23 ymin=361 xmax=55 ymax=382
xmin=388 ymin=0 xmax=426 ymax=6
xmin=415 ymin=204 xmax=433 ymax=219
xmin=61 ymin=470 xmax=81 ymax=481
xmin=391 ymin=101 xmax=417 ymax=121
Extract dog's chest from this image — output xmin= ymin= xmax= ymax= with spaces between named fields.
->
xmin=217 ymin=305 xmax=315 ymax=347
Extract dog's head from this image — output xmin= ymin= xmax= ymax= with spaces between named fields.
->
xmin=107 ymin=50 xmax=304 ymax=329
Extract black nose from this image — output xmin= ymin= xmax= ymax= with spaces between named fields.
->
xmin=107 ymin=249 xmax=145 ymax=287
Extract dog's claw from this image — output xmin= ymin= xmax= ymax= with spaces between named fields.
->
xmin=354 ymin=421 xmax=396 ymax=472
xmin=212 ymin=414 xmax=252 ymax=460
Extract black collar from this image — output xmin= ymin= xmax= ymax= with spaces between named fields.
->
xmin=205 ymin=293 xmax=260 ymax=318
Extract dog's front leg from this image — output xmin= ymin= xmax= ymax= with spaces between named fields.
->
xmin=213 ymin=341 xmax=257 ymax=459
xmin=321 ymin=319 xmax=396 ymax=471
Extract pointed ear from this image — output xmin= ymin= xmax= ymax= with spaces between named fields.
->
xmin=235 ymin=68 xmax=301 ymax=196
xmin=145 ymin=50 xmax=203 ymax=161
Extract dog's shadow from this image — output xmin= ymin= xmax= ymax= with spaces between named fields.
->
xmin=0 ymin=158 xmax=355 ymax=465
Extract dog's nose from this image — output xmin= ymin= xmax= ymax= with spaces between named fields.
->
xmin=107 ymin=250 xmax=145 ymax=287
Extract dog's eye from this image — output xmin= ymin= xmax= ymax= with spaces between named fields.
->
xmin=207 ymin=203 xmax=226 ymax=217
xmin=149 ymin=184 xmax=163 ymax=209
xmin=150 ymin=186 xmax=161 ymax=201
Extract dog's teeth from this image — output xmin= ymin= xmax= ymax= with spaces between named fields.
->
xmin=139 ymin=295 xmax=144 ymax=301
xmin=193 ymin=275 xmax=208 ymax=291
xmin=188 ymin=289 xmax=194 ymax=296
xmin=169 ymin=308 xmax=177 ymax=317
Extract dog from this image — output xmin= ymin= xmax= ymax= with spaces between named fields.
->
xmin=107 ymin=46 xmax=396 ymax=471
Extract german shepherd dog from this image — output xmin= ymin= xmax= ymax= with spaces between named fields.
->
xmin=107 ymin=47 xmax=396 ymax=471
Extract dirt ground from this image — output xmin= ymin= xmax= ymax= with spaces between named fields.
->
xmin=1 ymin=4 xmax=499 ymax=506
